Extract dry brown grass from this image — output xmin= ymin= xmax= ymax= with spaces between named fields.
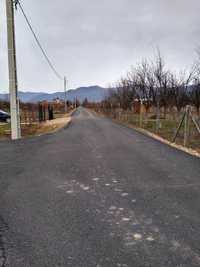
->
xmin=0 ymin=113 xmax=71 ymax=140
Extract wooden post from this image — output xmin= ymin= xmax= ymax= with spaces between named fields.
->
xmin=190 ymin=112 xmax=200 ymax=135
xmin=184 ymin=105 xmax=190 ymax=147
xmin=156 ymin=97 xmax=160 ymax=133
xmin=140 ymin=99 xmax=144 ymax=128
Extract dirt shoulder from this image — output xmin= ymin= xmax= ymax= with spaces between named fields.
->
xmin=92 ymin=110 xmax=200 ymax=159
xmin=25 ymin=114 xmax=71 ymax=137
xmin=132 ymin=126 xmax=200 ymax=158
xmin=0 ymin=112 xmax=73 ymax=140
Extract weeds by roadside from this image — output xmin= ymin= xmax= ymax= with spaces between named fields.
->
xmin=0 ymin=113 xmax=71 ymax=140
xmin=94 ymin=108 xmax=200 ymax=154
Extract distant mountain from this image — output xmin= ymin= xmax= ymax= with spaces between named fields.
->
xmin=0 ymin=86 xmax=107 ymax=103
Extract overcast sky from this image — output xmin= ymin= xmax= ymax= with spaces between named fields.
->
xmin=1 ymin=0 xmax=200 ymax=93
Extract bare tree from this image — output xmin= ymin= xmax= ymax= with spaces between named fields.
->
xmin=153 ymin=49 xmax=167 ymax=130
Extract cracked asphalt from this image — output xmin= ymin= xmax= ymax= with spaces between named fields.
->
xmin=0 ymin=107 xmax=200 ymax=267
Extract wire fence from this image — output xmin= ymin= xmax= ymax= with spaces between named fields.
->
xmin=93 ymin=105 xmax=200 ymax=152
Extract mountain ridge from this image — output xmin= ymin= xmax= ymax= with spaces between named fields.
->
xmin=0 ymin=85 xmax=107 ymax=103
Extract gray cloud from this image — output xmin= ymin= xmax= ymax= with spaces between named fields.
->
xmin=0 ymin=0 xmax=200 ymax=92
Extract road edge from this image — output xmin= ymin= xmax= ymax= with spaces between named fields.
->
xmin=92 ymin=110 xmax=200 ymax=159
xmin=36 ymin=109 xmax=77 ymax=137
xmin=132 ymin=126 xmax=200 ymax=159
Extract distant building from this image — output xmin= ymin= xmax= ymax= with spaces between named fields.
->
xmin=52 ymin=97 xmax=63 ymax=104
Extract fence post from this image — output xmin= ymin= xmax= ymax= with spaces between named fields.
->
xmin=140 ymin=99 xmax=143 ymax=128
xmin=184 ymin=105 xmax=190 ymax=147
xmin=156 ymin=97 xmax=160 ymax=132
xmin=190 ymin=111 xmax=200 ymax=135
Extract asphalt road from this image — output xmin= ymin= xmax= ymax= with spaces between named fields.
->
xmin=0 ymin=107 xmax=200 ymax=267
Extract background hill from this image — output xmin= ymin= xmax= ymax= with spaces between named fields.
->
xmin=0 ymin=86 xmax=107 ymax=103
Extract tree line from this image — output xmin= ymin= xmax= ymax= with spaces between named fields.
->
xmin=104 ymin=49 xmax=200 ymax=116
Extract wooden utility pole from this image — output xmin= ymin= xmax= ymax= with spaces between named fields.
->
xmin=6 ymin=0 xmax=21 ymax=139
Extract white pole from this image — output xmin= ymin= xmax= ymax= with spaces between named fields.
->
xmin=6 ymin=0 xmax=21 ymax=139
xmin=64 ymin=76 xmax=67 ymax=113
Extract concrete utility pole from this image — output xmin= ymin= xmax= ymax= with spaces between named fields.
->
xmin=64 ymin=76 xmax=67 ymax=113
xmin=6 ymin=0 xmax=21 ymax=139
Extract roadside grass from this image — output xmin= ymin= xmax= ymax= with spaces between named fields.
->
xmin=0 ymin=123 xmax=11 ymax=139
xmin=0 ymin=113 xmax=71 ymax=140
xmin=144 ymin=119 xmax=200 ymax=153
xmin=0 ymin=123 xmax=53 ymax=139
xmin=104 ymin=112 xmax=200 ymax=154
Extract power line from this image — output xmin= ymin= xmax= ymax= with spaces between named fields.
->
xmin=16 ymin=0 xmax=63 ymax=80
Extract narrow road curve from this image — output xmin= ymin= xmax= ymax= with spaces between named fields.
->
xmin=0 ymin=107 xmax=200 ymax=267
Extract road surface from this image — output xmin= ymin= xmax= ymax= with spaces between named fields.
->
xmin=0 ymin=107 xmax=200 ymax=267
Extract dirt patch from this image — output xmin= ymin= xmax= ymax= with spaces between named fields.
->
xmin=0 ymin=113 xmax=72 ymax=140
xmin=22 ymin=114 xmax=71 ymax=137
